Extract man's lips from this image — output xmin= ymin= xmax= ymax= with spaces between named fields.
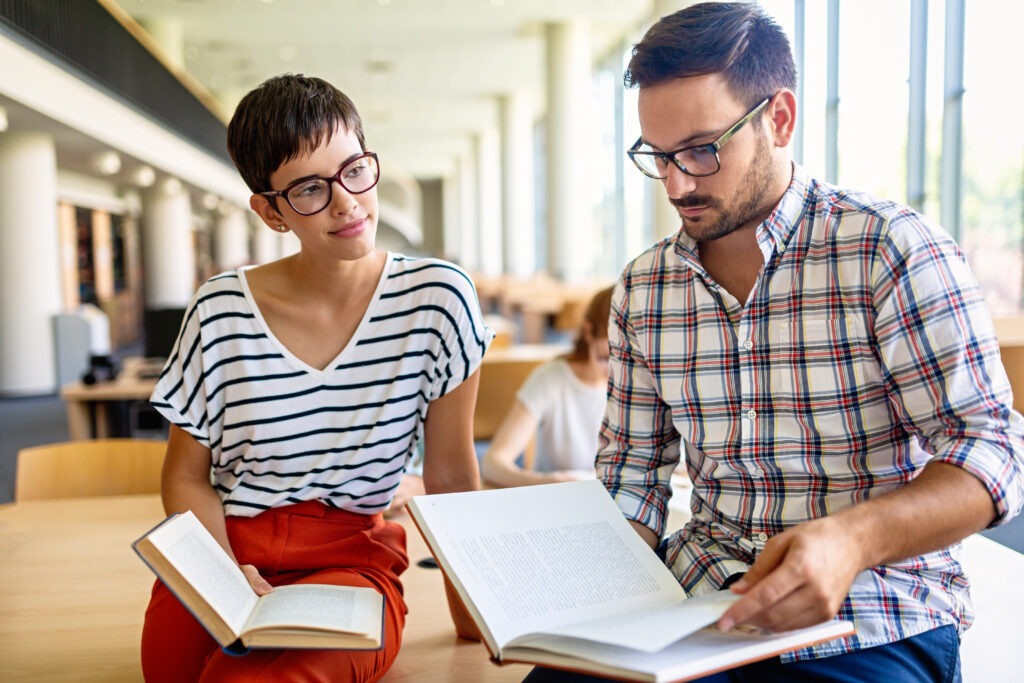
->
xmin=670 ymin=196 xmax=716 ymax=219
xmin=676 ymin=205 xmax=708 ymax=218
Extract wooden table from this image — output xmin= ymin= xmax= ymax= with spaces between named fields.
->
xmin=59 ymin=357 xmax=161 ymax=440
xmin=0 ymin=495 xmax=528 ymax=682
xmin=3 ymin=496 xmax=1016 ymax=682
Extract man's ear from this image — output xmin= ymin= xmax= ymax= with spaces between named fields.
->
xmin=767 ymin=89 xmax=797 ymax=148
xmin=250 ymin=193 xmax=284 ymax=229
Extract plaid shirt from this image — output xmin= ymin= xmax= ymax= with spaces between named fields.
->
xmin=598 ymin=164 xmax=1024 ymax=660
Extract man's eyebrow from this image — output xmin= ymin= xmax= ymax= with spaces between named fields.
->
xmin=643 ymin=127 xmax=721 ymax=152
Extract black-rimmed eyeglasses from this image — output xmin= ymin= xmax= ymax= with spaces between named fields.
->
xmin=259 ymin=152 xmax=380 ymax=216
xmin=627 ymin=97 xmax=771 ymax=179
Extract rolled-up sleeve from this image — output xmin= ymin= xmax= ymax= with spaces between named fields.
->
xmin=872 ymin=212 xmax=1024 ymax=526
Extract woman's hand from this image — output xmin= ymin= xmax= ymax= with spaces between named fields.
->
xmin=386 ymin=474 xmax=425 ymax=517
xmin=240 ymin=564 xmax=274 ymax=596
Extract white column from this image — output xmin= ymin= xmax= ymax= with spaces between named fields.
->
xmin=458 ymin=150 xmax=479 ymax=272
xmin=252 ymin=221 xmax=280 ymax=264
xmin=142 ymin=178 xmax=195 ymax=308
xmin=213 ymin=205 xmax=250 ymax=271
xmin=278 ymin=230 xmax=301 ymax=257
xmin=0 ymin=132 xmax=61 ymax=393
xmin=476 ymin=128 xmax=503 ymax=277
xmin=545 ymin=22 xmax=592 ymax=283
xmin=500 ymin=93 xmax=536 ymax=278
xmin=442 ymin=171 xmax=461 ymax=263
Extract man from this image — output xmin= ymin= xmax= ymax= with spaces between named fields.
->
xmin=525 ymin=3 xmax=1024 ymax=682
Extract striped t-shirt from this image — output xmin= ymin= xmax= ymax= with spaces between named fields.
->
xmin=151 ymin=253 xmax=492 ymax=517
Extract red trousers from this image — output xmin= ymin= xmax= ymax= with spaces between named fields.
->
xmin=140 ymin=501 xmax=409 ymax=682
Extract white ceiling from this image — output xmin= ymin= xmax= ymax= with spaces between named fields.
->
xmin=111 ymin=0 xmax=659 ymax=180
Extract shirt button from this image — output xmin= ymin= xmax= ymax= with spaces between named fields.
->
xmin=743 ymin=339 xmax=754 ymax=350
xmin=746 ymin=409 xmax=757 ymax=420
xmin=757 ymin=532 xmax=769 ymax=542
xmin=778 ymin=245 xmax=786 ymax=254
xmin=753 ymin=468 xmax=765 ymax=477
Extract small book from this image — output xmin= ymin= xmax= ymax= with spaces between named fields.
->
xmin=408 ymin=480 xmax=855 ymax=683
xmin=132 ymin=510 xmax=385 ymax=652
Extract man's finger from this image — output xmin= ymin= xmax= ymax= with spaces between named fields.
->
xmin=718 ymin=559 xmax=803 ymax=631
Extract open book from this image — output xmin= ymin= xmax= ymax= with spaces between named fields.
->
xmin=132 ymin=510 xmax=385 ymax=651
xmin=408 ymin=480 xmax=854 ymax=683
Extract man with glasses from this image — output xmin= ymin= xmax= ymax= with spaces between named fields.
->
xmin=526 ymin=2 xmax=1023 ymax=682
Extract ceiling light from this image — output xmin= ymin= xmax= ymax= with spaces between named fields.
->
xmin=202 ymin=193 xmax=220 ymax=210
xmin=92 ymin=150 xmax=122 ymax=176
xmin=161 ymin=177 xmax=182 ymax=196
xmin=0 ymin=106 xmax=8 ymax=132
xmin=132 ymin=165 xmax=156 ymax=187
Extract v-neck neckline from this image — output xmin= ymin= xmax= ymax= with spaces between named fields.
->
xmin=236 ymin=253 xmax=393 ymax=378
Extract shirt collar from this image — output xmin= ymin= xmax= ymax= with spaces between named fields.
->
xmin=671 ymin=162 xmax=810 ymax=266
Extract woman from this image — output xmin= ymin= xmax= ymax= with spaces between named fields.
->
xmin=481 ymin=286 xmax=613 ymax=487
xmin=140 ymin=74 xmax=490 ymax=682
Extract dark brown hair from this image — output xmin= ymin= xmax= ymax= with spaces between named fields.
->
xmin=226 ymin=74 xmax=366 ymax=193
xmin=625 ymin=1 xmax=796 ymax=109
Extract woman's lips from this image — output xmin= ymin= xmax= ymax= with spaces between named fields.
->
xmin=331 ymin=218 xmax=367 ymax=238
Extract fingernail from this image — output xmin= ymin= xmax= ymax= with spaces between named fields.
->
xmin=719 ymin=618 xmax=734 ymax=632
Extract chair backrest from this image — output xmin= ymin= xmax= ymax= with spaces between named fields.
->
xmin=475 ymin=345 xmax=568 ymax=471
xmin=15 ymin=438 xmax=166 ymax=501
xmin=474 ymin=346 xmax=561 ymax=441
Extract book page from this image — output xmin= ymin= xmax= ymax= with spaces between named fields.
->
xmin=517 ymin=590 xmax=739 ymax=654
xmin=410 ymin=480 xmax=685 ymax=650
xmin=505 ymin=619 xmax=856 ymax=682
xmin=143 ymin=511 xmax=257 ymax=637
xmin=244 ymin=584 xmax=381 ymax=635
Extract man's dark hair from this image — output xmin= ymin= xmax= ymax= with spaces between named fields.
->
xmin=227 ymin=74 xmax=366 ymax=193
xmin=624 ymin=2 xmax=797 ymax=108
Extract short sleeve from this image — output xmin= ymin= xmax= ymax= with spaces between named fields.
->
xmin=422 ymin=261 xmax=494 ymax=400
xmin=149 ymin=293 xmax=211 ymax=446
xmin=516 ymin=361 xmax=558 ymax=419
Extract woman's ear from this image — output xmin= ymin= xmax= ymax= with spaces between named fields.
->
xmin=250 ymin=194 xmax=285 ymax=229
xmin=581 ymin=321 xmax=595 ymax=343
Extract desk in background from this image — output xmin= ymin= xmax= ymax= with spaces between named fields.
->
xmin=0 ymin=495 xmax=527 ymax=682
xmin=475 ymin=343 xmax=569 ymax=442
xmin=60 ymin=357 xmax=161 ymax=440
xmin=993 ymin=317 xmax=1024 ymax=414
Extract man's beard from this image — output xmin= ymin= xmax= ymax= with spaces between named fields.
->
xmin=670 ymin=133 xmax=775 ymax=242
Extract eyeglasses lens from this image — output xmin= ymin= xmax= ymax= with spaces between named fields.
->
xmin=632 ymin=145 xmax=719 ymax=179
xmin=286 ymin=155 xmax=379 ymax=215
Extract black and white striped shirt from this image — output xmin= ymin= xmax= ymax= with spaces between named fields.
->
xmin=151 ymin=253 xmax=492 ymax=516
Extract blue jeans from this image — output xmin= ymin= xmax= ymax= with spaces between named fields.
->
xmin=521 ymin=624 xmax=961 ymax=683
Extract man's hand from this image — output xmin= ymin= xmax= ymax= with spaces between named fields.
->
xmin=717 ymin=515 xmax=863 ymax=632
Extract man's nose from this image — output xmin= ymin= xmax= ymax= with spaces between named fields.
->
xmin=662 ymin=162 xmax=698 ymax=198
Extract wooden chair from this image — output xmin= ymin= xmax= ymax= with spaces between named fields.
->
xmin=15 ymin=438 xmax=166 ymax=501
xmin=475 ymin=344 xmax=569 ymax=470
